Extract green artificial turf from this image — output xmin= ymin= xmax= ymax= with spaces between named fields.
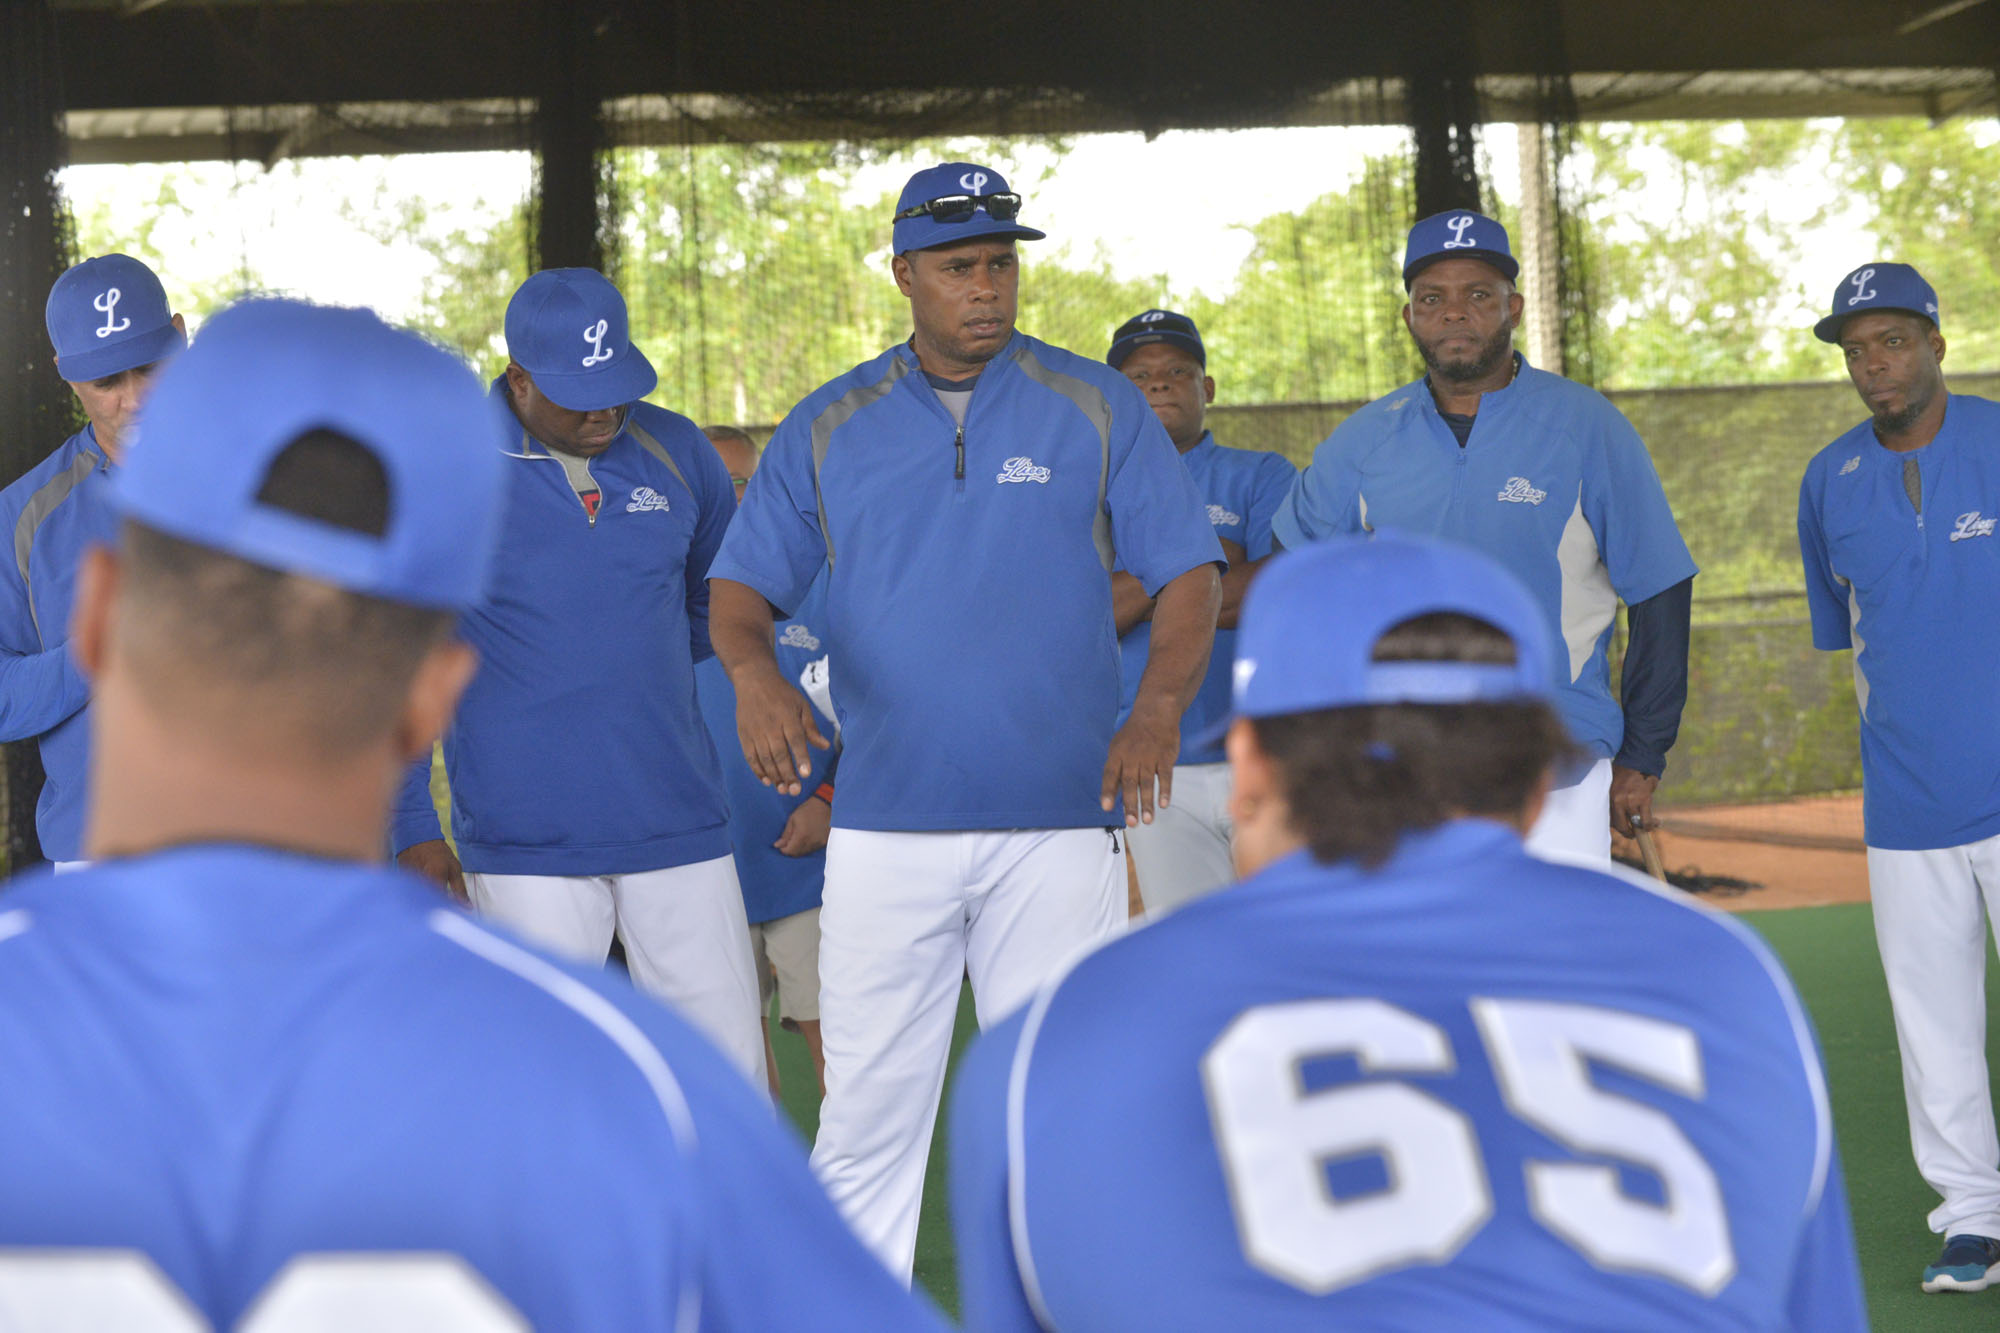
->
xmin=1740 ymin=902 xmax=2000 ymax=1331
xmin=774 ymin=906 xmax=2000 ymax=1327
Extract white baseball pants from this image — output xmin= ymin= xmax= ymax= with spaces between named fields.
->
xmin=1525 ymin=756 xmax=1613 ymax=866
xmin=1126 ymin=761 xmax=1236 ymax=916
xmin=810 ymin=826 xmax=1124 ymax=1281
xmin=466 ymin=855 xmax=766 ymax=1087
xmin=1868 ymin=833 xmax=2000 ymax=1239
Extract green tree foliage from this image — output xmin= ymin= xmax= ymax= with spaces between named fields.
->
xmin=1566 ymin=121 xmax=1831 ymax=389
xmin=1833 ymin=117 xmax=2000 ymax=372
xmin=1189 ymin=154 xmax=1418 ymax=405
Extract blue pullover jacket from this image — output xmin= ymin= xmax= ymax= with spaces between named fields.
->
xmin=393 ymin=391 xmax=736 ymax=875
xmin=0 ymin=427 xmax=119 ymax=863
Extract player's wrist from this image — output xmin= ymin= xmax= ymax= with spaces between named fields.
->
xmin=810 ymin=783 xmax=834 ymax=805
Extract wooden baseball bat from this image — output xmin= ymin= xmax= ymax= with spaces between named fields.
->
xmin=1635 ymin=827 xmax=1667 ymax=882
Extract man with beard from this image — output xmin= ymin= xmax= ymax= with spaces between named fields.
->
xmin=1272 ymin=211 xmax=1694 ymax=864
xmin=1798 ymin=263 xmax=2000 ymax=1294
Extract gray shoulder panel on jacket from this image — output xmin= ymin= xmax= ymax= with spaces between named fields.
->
xmin=1011 ymin=345 xmax=1114 ymax=572
xmin=809 ymin=360 xmax=910 ymax=569
xmin=13 ymin=449 xmax=101 ymax=645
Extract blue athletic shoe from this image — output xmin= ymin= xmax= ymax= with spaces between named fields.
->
xmin=1922 ymin=1233 xmax=2000 ymax=1292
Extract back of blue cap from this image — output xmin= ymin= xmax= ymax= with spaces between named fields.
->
xmin=114 ymin=299 xmax=509 ymax=610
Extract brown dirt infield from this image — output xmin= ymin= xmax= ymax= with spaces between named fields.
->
xmin=1630 ymin=793 xmax=1869 ymax=912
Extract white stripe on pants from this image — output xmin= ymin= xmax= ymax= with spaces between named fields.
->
xmin=1524 ymin=756 xmax=1613 ymax=867
xmin=1126 ymin=761 xmax=1235 ymax=916
xmin=1868 ymin=833 xmax=2000 ymax=1238
xmin=467 ymin=856 xmax=766 ymax=1088
xmin=810 ymin=826 xmax=1124 ymax=1281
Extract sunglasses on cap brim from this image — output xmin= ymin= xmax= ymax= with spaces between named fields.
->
xmin=894 ymin=192 xmax=1024 ymax=224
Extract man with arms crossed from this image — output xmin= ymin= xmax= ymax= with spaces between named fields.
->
xmin=394 ymin=268 xmax=762 ymax=1084
xmin=1273 ymin=211 xmax=1695 ymax=864
xmin=1108 ymin=308 xmax=1296 ymax=912
xmin=1799 ymin=262 xmax=2000 ymax=1293
xmin=0 ymin=254 xmax=185 ymax=869
xmin=708 ymin=163 xmax=1222 ymax=1279
xmin=0 ymin=299 xmax=947 ymax=1332
xmin=950 ymin=533 xmax=1865 ymax=1331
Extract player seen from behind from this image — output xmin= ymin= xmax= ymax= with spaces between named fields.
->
xmin=950 ymin=531 xmax=1866 ymax=1331
xmin=0 ymin=298 xmax=949 ymax=1333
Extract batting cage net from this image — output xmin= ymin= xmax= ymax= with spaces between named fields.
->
xmin=33 ymin=50 xmax=1963 ymax=903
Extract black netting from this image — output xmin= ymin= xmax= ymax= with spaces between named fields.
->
xmin=0 ymin=0 xmax=71 ymax=871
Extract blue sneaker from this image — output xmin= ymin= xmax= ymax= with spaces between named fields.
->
xmin=1922 ymin=1233 xmax=2000 ymax=1292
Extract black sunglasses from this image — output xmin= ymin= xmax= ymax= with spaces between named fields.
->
xmin=893 ymin=192 xmax=1024 ymax=224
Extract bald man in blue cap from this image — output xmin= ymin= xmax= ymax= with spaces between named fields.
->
xmin=709 ymin=162 xmax=1224 ymax=1279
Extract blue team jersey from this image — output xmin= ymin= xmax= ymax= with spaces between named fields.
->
xmin=392 ymin=391 xmax=736 ymax=876
xmin=1271 ymin=359 xmax=1696 ymax=762
xmin=0 ymin=427 xmax=120 ymax=863
xmin=1798 ymin=393 xmax=2000 ymax=850
xmin=950 ymin=821 xmax=1865 ymax=1333
xmin=708 ymin=332 xmax=1223 ymax=832
xmin=1117 ymin=433 xmax=1296 ymax=766
xmin=696 ymin=577 xmax=833 ymax=924
xmin=0 ymin=847 xmax=946 ymax=1332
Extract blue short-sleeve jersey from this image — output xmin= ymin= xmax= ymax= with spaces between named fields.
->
xmin=1117 ymin=433 xmax=1297 ymax=766
xmin=1271 ymin=359 xmax=1697 ymax=760
xmin=949 ymin=821 xmax=1864 ymax=1333
xmin=697 ymin=577 xmax=833 ymax=924
xmin=0 ymin=848 xmax=947 ymax=1332
xmin=708 ymin=332 xmax=1223 ymax=832
xmin=391 ymin=391 xmax=737 ymax=876
xmin=0 ymin=428 xmax=119 ymax=863
xmin=1797 ymin=393 xmax=2000 ymax=850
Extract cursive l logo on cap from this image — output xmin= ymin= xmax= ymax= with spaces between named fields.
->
xmin=94 ymin=289 xmax=131 ymax=339
xmin=580 ymin=318 xmax=613 ymax=367
xmin=959 ymin=170 xmax=989 ymax=195
xmin=1442 ymin=216 xmax=1478 ymax=249
xmin=1846 ymin=268 xmax=1878 ymax=307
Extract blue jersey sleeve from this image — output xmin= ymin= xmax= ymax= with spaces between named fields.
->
xmin=1244 ymin=452 xmax=1300 ymax=561
xmin=1270 ymin=429 xmax=1361 ymax=551
xmin=639 ymin=1008 xmax=950 ymax=1332
xmin=675 ymin=422 xmax=738 ymax=665
xmin=1796 ymin=467 xmax=1851 ymax=652
xmin=949 ymin=1008 xmax=1046 ymax=1333
xmin=0 ymin=484 xmax=91 ymax=744
xmin=390 ymin=748 xmax=443 ymax=855
xmin=705 ymin=408 xmax=826 ymax=618
xmin=1580 ymin=400 xmax=1698 ymax=606
xmin=1785 ymin=1147 xmax=1868 ymax=1331
xmin=1104 ymin=389 xmax=1225 ymax=597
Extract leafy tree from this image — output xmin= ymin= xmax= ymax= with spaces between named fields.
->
xmin=1833 ymin=117 xmax=2000 ymax=372
xmin=1564 ymin=121 xmax=1831 ymax=389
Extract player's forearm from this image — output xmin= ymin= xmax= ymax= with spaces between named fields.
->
xmin=1110 ymin=570 xmax=1154 ymax=636
xmin=709 ymin=578 xmax=784 ymax=684
xmin=1616 ymin=576 xmax=1694 ymax=777
xmin=1214 ymin=543 xmax=1265 ymax=630
xmin=0 ymin=646 xmax=91 ymax=743
xmin=1130 ymin=564 xmax=1221 ymax=722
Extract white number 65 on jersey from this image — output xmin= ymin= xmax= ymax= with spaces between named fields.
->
xmin=0 ymin=1251 xmax=525 ymax=1331
xmin=1201 ymin=996 xmax=1735 ymax=1297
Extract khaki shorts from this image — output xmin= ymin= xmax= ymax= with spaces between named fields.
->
xmin=751 ymin=906 xmax=821 ymax=1026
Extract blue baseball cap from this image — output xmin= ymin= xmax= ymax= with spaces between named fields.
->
xmin=1402 ymin=210 xmax=1519 ymax=288
xmin=892 ymin=163 xmax=1046 ymax=256
xmin=113 ymin=299 xmax=509 ymax=611
xmin=1813 ymin=262 xmax=1940 ymax=343
xmin=45 ymin=254 xmax=186 ymax=383
xmin=1199 ymin=532 xmax=1555 ymax=747
xmin=1108 ymin=309 xmax=1205 ymax=370
xmin=504 ymin=268 xmax=657 ymax=412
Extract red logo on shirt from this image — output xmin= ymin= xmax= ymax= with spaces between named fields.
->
xmin=580 ymin=490 xmax=602 ymax=519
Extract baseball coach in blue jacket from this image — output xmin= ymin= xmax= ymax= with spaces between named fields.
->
xmin=395 ymin=268 xmax=763 ymax=1085
xmin=0 ymin=255 xmax=186 ymax=868
xmin=708 ymin=162 xmax=1225 ymax=1280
